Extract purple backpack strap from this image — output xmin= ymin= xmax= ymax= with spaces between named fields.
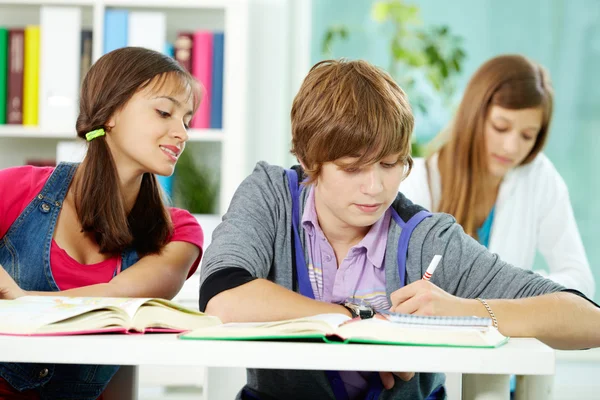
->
xmin=390 ymin=209 xmax=432 ymax=287
xmin=284 ymin=169 xmax=315 ymax=299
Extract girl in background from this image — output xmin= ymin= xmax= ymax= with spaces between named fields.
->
xmin=401 ymin=54 xmax=594 ymax=298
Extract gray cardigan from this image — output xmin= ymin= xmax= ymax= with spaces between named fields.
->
xmin=200 ymin=161 xmax=564 ymax=400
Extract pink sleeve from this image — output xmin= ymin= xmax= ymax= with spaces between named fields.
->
xmin=168 ymin=208 xmax=204 ymax=278
xmin=0 ymin=166 xmax=54 ymax=238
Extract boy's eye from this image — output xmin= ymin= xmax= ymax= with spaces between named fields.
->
xmin=157 ymin=110 xmax=171 ymax=118
xmin=343 ymin=167 xmax=359 ymax=173
xmin=381 ymin=161 xmax=399 ymax=168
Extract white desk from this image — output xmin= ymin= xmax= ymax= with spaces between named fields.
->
xmin=0 ymin=335 xmax=554 ymax=399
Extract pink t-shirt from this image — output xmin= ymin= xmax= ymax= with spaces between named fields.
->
xmin=0 ymin=165 xmax=203 ymax=290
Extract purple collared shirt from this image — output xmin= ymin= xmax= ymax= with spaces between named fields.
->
xmin=302 ymin=187 xmax=391 ymax=399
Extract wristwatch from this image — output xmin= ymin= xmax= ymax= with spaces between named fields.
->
xmin=342 ymin=300 xmax=375 ymax=319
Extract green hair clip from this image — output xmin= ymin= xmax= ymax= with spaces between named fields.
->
xmin=85 ymin=128 xmax=106 ymax=141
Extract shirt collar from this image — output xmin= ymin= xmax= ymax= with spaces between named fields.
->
xmin=302 ymin=187 xmax=391 ymax=268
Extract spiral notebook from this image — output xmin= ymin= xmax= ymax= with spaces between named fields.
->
xmin=180 ymin=312 xmax=509 ymax=348
xmin=377 ymin=310 xmax=493 ymax=327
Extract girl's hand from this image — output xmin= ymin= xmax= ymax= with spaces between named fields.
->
xmin=0 ymin=264 xmax=27 ymax=299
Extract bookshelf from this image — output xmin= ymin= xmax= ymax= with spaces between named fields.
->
xmin=0 ymin=0 xmax=249 ymax=216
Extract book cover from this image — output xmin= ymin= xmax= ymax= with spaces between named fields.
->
xmin=174 ymin=32 xmax=193 ymax=73
xmin=210 ymin=32 xmax=224 ymax=130
xmin=103 ymin=9 xmax=128 ymax=54
xmin=0 ymin=27 xmax=8 ymax=124
xmin=6 ymin=29 xmax=24 ymax=125
xmin=39 ymin=6 xmax=81 ymax=130
xmin=190 ymin=30 xmax=213 ymax=129
xmin=22 ymin=25 xmax=40 ymax=126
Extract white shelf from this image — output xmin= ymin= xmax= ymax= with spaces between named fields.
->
xmin=0 ymin=0 xmax=93 ymax=5
xmin=0 ymin=126 xmax=225 ymax=142
xmin=103 ymin=0 xmax=237 ymax=9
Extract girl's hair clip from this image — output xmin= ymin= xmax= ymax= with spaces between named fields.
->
xmin=85 ymin=128 xmax=106 ymax=141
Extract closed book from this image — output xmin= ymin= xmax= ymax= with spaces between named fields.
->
xmin=174 ymin=32 xmax=193 ymax=73
xmin=191 ymin=31 xmax=213 ymax=129
xmin=127 ymin=11 xmax=166 ymax=53
xmin=103 ymin=9 xmax=128 ymax=54
xmin=39 ymin=6 xmax=82 ymax=130
xmin=6 ymin=29 xmax=24 ymax=125
xmin=210 ymin=32 xmax=224 ymax=129
xmin=22 ymin=25 xmax=40 ymax=126
xmin=0 ymin=27 xmax=8 ymax=124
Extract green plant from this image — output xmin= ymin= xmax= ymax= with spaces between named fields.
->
xmin=174 ymin=150 xmax=218 ymax=214
xmin=322 ymin=0 xmax=466 ymax=115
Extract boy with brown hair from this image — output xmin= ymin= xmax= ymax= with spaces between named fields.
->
xmin=199 ymin=59 xmax=600 ymax=399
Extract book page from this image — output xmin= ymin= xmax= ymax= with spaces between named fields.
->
xmin=17 ymin=296 xmax=150 ymax=320
xmin=132 ymin=304 xmax=221 ymax=332
xmin=0 ymin=298 xmax=125 ymax=334
xmin=181 ymin=313 xmax=351 ymax=340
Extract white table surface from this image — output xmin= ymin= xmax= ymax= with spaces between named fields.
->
xmin=0 ymin=334 xmax=554 ymax=376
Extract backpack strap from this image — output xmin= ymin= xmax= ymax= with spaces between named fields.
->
xmin=284 ymin=168 xmax=315 ymax=300
xmin=391 ymin=209 xmax=432 ymax=287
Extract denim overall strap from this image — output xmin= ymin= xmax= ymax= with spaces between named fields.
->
xmin=0 ymin=162 xmax=121 ymax=399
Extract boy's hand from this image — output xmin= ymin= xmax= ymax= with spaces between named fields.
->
xmin=379 ymin=371 xmax=415 ymax=389
xmin=389 ymin=280 xmax=472 ymax=316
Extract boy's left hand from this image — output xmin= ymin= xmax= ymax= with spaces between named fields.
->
xmin=389 ymin=279 xmax=469 ymax=316
xmin=379 ymin=371 xmax=415 ymax=389
xmin=0 ymin=264 xmax=27 ymax=300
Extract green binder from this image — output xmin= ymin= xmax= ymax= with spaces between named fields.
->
xmin=0 ymin=27 xmax=8 ymax=124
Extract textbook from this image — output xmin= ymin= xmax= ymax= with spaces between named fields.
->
xmin=180 ymin=312 xmax=508 ymax=348
xmin=0 ymin=296 xmax=221 ymax=336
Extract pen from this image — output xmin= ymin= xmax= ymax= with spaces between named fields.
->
xmin=422 ymin=254 xmax=442 ymax=281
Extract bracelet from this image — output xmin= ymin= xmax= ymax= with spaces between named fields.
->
xmin=475 ymin=298 xmax=498 ymax=329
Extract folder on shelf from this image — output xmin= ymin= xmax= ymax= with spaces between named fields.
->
xmin=6 ymin=29 xmax=24 ymax=125
xmin=210 ymin=32 xmax=224 ymax=130
xmin=127 ymin=11 xmax=166 ymax=54
xmin=0 ymin=27 xmax=8 ymax=125
xmin=191 ymin=31 xmax=213 ymax=129
xmin=22 ymin=25 xmax=40 ymax=126
xmin=104 ymin=9 xmax=128 ymax=54
xmin=39 ymin=7 xmax=81 ymax=130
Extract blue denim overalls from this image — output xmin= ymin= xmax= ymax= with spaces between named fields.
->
xmin=0 ymin=162 xmax=141 ymax=399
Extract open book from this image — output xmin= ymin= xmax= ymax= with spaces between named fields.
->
xmin=0 ymin=296 xmax=221 ymax=336
xmin=180 ymin=312 xmax=508 ymax=348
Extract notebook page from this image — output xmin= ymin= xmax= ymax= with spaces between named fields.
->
xmin=377 ymin=310 xmax=492 ymax=327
